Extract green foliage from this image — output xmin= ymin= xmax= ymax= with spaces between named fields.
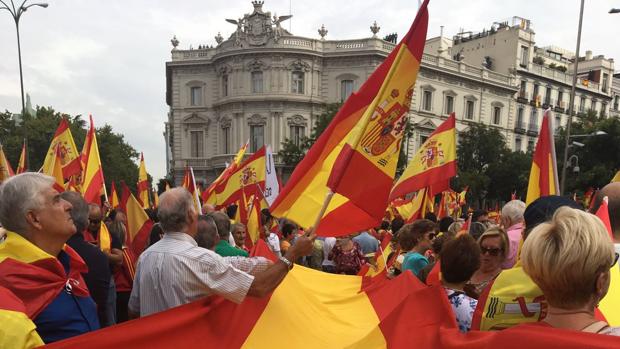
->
xmin=157 ymin=177 xmax=174 ymax=194
xmin=532 ymin=56 xmax=545 ymax=66
xmin=0 ymin=107 xmax=140 ymax=193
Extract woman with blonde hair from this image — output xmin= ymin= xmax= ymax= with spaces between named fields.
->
xmin=521 ymin=206 xmax=619 ymax=335
xmin=467 ymin=226 xmax=509 ymax=298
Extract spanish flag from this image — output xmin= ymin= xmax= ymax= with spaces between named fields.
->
xmin=390 ymin=113 xmax=456 ymax=201
xmin=42 ymin=144 xmax=65 ymax=193
xmin=119 ymin=181 xmax=154 ymax=256
xmin=110 ymin=182 xmax=120 ymax=209
xmin=596 ymin=196 xmax=620 ymax=326
xmin=358 ymin=234 xmax=393 ymax=278
xmin=525 ymin=109 xmax=559 ymax=205
xmin=81 ymin=115 xmax=106 ymax=205
xmin=16 ymin=140 xmax=27 ymax=174
xmin=41 ymin=117 xmax=82 ymax=179
xmin=203 ymin=140 xmax=249 ymax=205
xmin=137 ymin=152 xmax=150 ymax=209
xmin=182 ymin=166 xmax=202 ymax=213
xmin=152 ymin=189 xmax=159 ymax=209
xmin=391 ymin=188 xmax=427 ymax=223
xmin=0 ymin=144 xmax=14 ymax=182
xmin=271 ymin=1 xmax=429 ymax=235
xmin=212 ymin=146 xmax=267 ymax=209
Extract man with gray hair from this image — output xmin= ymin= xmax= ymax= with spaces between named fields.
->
xmin=129 ymin=188 xmax=315 ymax=317
xmin=500 ymin=199 xmax=526 ymax=269
xmin=61 ymin=191 xmax=112 ymax=328
xmin=0 ymin=173 xmax=100 ymax=344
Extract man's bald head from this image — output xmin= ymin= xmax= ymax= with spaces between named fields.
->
xmin=158 ymin=188 xmax=195 ymax=233
xmin=591 ymin=182 xmax=620 ymax=241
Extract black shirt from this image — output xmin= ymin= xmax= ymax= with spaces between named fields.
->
xmin=66 ymin=232 xmax=112 ymax=327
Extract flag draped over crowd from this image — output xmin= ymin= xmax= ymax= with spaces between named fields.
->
xmin=270 ymin=0 xmax=429 ymax=236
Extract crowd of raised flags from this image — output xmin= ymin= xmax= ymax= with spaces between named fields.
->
xmin=1 ymin=0 xmax=620 ymax=347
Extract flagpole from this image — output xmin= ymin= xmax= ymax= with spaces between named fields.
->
xmin=547 ymin=109 xmax=560 ymax=192
xmin=312 ymin=190 xmax=334 ymax=232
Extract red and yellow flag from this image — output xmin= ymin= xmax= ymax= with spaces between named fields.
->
xmin=391 ymin=188 xmax=427 ymax=223
xmin=212 ymin=146 xmax=267 ymax=209
xmin=42 ymin=144 xmax=65 ymax=193
xmin=525 ymin=110 xmax=559 ymax=205
xmin=0 ymin=145 xmax=14 ymax=182
xmin=119 ymin=181 xmax=154 ymax=256
xmin=16 ymin=140 xmax=27 ymax=174
xmin=203 ymin=141 xmax=249 ymax=205
xmin=81 ymin=116 xmax=106 ymax=204
xmin=41 ymin=118 xmax=81 ymax=179
xmin=271 ymin=2 xmax=429 ymax=235
xmin=152 ymin=189 xmax=159 ymax=209
xmin=65 ymin=175 xmax=81 ymax=192
xmin=612 ymin=171 xmax=620 ymax=183
xmin=110 ymin=182 xmax=120 ymax=209
xmin=182 ymin=166 xmax=202 ymax=213
xmin=390 ymin=113 xmax=456 ymax=201
xmin=137 ymin=152 xmax=150 ymax=209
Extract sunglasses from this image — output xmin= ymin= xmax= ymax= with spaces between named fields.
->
xmin=425 ymin=233 xmax=436 ymax=240
xmin=480 ymin=246 xmax=502 ymax=256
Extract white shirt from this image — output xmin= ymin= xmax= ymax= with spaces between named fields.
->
xmin=128 ymin=232 xmax=269 ymax=317
xmin=322 ymin=237 xmax=337 ymax=267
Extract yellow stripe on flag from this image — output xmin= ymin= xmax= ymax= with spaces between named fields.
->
xmin=242 ymin=266 xmax=385 ymax=348
xmin=99 ymin=222 xmax=111 ymax=254
xmin=600 ymin=263 xmax=620 ymax=326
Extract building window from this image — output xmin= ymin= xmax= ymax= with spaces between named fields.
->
xmin=527 ymin=139 xmax=535 ymax=152
xmin=557 ymin=91 xmax=563 ymax=107
xmin=579 ymin=96 xmax=586 ymax=112
xmin=614 ymin=96 xmax=619 ymax=110
xmin=602 ymin=73 xmax=609 ymax=91
xmin=465 ymin=100 xmax=475 ymax=120
xmin=515 ymin=137 xmax=522 ymax=152
xmin=419 ymin=134 xmax=429 ymax=149
xmin=529 ymin=109 xmax=538 ymax=130
xmin=341 ymin=80 xmax=354 ymax=101
xmin=251 ymin=71 xmax=263 ymax=93
xmin=516 ymin=107 xmax=524 ymax=128
xmin=532 ymin=84 xmax=539 ymax=101
xmin=493 ymin=106 xmax=501 ymax=125
xmin=545 ymin=86 xmax=551 ymax=105
xmin=520 ymin=80 xmax=527 ymax=98
xmin=190 ymin=130 xmax=204 ymax=157
xmin=520 ymin=45 xmax=529 ymax=67
xmin=250 ymin=125 xmax=264 ymax=152
xmin=190 ymin=86 xmax=202 ymax=106
xmin=222 ymin=126 xmax=231 ymax=154
xmin=222 ymin=75 xmax=229 ymax=97
xmin=422 ymin=90 xmax=433 ymax=111
xmin=444 ymin=95 xmax=455 ymax=115
xmin=290 ymin=125 xmax=305 ymax=147
xmin=292 ymin=71 xmax=304 ymax=94
xmin=554 ymin=116 xmax=561 ymax=133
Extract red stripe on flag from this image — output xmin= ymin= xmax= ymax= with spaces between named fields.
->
xmin=390 ymin=161 xmax=456 ymax=200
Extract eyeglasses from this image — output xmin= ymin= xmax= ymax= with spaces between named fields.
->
xmin=480 ymin=246 xmax=502 ymax=256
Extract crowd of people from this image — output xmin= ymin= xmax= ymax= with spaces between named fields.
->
xmin=0 ymin=172 xmax=619 ymax=347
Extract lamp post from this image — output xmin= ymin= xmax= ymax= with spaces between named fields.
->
xmin=560 ymin=0 xmax=585 ymax=196
xmin=0 ymin=0 xmax=48 ymax=117
xmin=610 ymin=8 xmax=620 ymax=14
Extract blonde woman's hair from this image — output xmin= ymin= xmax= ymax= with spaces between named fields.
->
xmin=478 ymin=226 xmax=509 ymax=260
xmin=521 ymin=206 xmax=615 ymax=309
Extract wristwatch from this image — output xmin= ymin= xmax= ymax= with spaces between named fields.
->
xmin=279 ymin=256 xmax=294 ymax=270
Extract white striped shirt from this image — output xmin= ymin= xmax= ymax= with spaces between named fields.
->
xmin=128 ymin=232 xmax=269 ymax=317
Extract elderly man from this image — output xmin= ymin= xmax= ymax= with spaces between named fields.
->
xmin=500 ymin=199 xmax=526 ymax=269
xmin=0 ymin=173 xmax=99 ymax=344
xmin=129 ymin=188 xmax=314 ymax=317
xmin=61 ymin=191 xmax=112 ymax=327
xmin=212 ymin=211 xmax=249 ymax=257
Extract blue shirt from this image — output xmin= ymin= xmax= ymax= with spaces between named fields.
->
xmin=352 ymin=232 xmax=379 ymax=255
xmin=401 ymin=252 xmax=428 ymax=276
xmin=33 ymin=250 xmax=100 ymax=343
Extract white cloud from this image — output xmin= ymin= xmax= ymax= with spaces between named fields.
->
xmin=0 ymin=0 xmax=617 ymax=181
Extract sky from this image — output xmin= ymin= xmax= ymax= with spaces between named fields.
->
xmin=0 ymin=0 xmax=618 ymax=181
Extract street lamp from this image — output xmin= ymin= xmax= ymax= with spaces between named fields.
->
xmin=0 ymin=0 xmax=48 ymax=117
xmin=570 ymin=130 xmax=608 ymax=139
xmin=560 ymin=0 xmax=585 ymax=196
xmin=610 ymin=8 xmax=620 ymax=14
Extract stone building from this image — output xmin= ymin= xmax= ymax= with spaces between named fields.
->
xmin=164 ymin=3 xmax=615 ymax=185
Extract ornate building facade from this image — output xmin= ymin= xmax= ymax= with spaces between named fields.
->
xmin=164 ymin=3 xmax=615 ymax=185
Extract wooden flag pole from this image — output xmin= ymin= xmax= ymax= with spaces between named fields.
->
xmin=312 ymin=189 xmax=334 ymax=233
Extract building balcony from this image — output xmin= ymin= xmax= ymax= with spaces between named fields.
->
xmin=514 ymin=124 xmax=526 ymax=134
xmin=527 ymin=127 xmax=539 ymax=136
xmin=554 ymin=105 xmax=565 ymax=113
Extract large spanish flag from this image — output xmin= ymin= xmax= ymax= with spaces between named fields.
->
xmin=16 ymin=140 xmax=27 ymax=174
xmin=203 ymin=140 xmax=249 ymax=205
xmin=41 ymin=117 xmax=81 ymax=179
xmin=137 ymin=152 xmax=150 ymax=209
xmin=390 ymin=113 xmax=456 ymax=201
xmin=391 ymin=188 xmax=427 ymax=223
xmin=525 ymin=109 xmax=559 ymax=205
xmin=271 ymin=1 xmax=429 ymax=235
xmin=81 ymin=115 xmax=106 ymax=204
xmin=0 ymin=144 xmax=14 ymax=182
xmin=212 ymin=146 xmax=267 ymax=209
xmin=119 ymin=181 xmax=154 ymax=256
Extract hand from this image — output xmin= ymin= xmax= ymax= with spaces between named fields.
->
xmin=286 ymin=227 xmax=316 ymax=260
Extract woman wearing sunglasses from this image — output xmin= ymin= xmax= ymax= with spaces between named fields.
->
xmin=467 ymin=226 xmax=509 ymax=298
xmin=398 ymin=219 xmax=437 ymax=278
xmin=522 ymin=207 xmax=619 ymax=335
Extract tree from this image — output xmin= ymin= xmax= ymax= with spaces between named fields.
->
xmin=0 ymin=106 xmax=140 ymax=194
